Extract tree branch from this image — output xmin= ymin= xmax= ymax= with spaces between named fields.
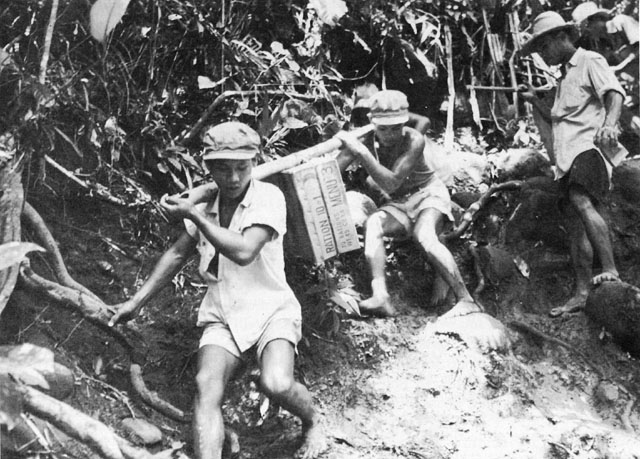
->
xmin=44 ymin=155 xmax=148 ymax=208
xmin=442 ymin=180 xmax=523 ymax=242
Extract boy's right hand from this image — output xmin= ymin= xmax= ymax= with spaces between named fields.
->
xmin=108 ymin=299 xmax=141 ymax=327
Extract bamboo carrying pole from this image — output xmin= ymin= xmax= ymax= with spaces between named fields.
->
xmin=180 ymin=124 xmax=375 ymax=204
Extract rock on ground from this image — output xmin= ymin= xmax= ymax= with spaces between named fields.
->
xmin=585 ymin=281 xmax=640 ymax=357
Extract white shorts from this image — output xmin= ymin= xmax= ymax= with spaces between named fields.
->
xmin=199 ymin=316 xmax=301 ymax=360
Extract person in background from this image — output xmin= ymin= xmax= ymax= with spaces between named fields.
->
xmin=520 ymin=11 xmax=626 ymax=317
xmin=350 ymin=82 xmax=432 ymax=134
xmin=336 ymin=89 xmax=482 ymax=318
xmin=572 ymin=2 xmax=639 ymax=138
xmin=108 ymin=122 xmax=326 ymax=459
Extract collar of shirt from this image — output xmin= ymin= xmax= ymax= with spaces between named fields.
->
xmin=204 ymin=180 xmax=256 ymax=218
xmin=560 ymin=48 xmax=583 ymax=77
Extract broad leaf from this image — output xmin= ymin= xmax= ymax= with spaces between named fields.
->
xmin=0 ymin=242 xmax=45 ymax=272
xmin=0 ymin=344 xmax=55 ymax=390
xmin=0 ymin=374 xmax=23 ymax=430
xmin=90 ymin=0 xmax=131 ymax=43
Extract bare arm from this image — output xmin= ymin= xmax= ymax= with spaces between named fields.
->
xmin=336 ymin=130 xmax=424 ymax=194
xmin=160 ymin=195 xmax=273 ymax=266
xmin=595 ymin=89 xmax=624 ymax=150
xmin=519 ymin=84 xmax=553 ymax=122
xmin=408 ymin=113 xmax=431 ymax=135
xmin=108 ymin=232 xmax=197 ymax=325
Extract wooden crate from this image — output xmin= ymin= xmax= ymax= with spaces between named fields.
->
xmin=277 ymin=157 xmax=359 ymax=263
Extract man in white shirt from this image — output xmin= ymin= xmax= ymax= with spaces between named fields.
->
xmin=520 ymin=12 xmax=626 ymax=317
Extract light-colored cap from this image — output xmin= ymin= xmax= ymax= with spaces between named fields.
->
xmin=572 ymin=2 xmax=611 ymax=24
xmin=521 ymin=11 xmax=579 ymax=56
xmin=368 ymin=90 xmax=409 ymax=125
xmin=202 ymin=121 xmax=260 ymax=160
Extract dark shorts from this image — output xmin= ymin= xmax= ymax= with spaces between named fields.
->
xmin=558 ymin=149 xmax=609 ymax=206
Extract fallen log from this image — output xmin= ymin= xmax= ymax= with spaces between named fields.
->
xmin=585 ymin=281 xmax=640 ymax=356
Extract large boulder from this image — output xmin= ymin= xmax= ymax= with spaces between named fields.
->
xmin=585 ymin=282 xmax=640 ymax=356
xmin=612 ymin=158 xmax=640 ymax=203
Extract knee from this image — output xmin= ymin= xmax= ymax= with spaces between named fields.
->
xmin=195 ymin=369 xmax=224 ymax=405
xmin=568 ymin=187 xmax=594 ymax=213
xmin=414 ymin=229 xmax=439 ymax=253
xmin=364 ymin=212 xmax=385 ymax=236
xmin=259 ymin=370 xmax=294 ymax=399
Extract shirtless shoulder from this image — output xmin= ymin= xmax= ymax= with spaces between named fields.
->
xmin=403 ymin=126 xmax=426 ymax=156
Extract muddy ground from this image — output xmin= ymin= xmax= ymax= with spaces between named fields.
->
xmin=3 ymin=156 xmax=640 ymax=459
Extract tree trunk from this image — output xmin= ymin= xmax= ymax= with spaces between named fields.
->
xmin=0 ymin=133 xmax=24 ymax=316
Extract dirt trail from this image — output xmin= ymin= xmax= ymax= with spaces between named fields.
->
xmin=6 ymin=180 xmax=640 ymax=459
xmin=314 ymin=312 xmax=640 ymax=459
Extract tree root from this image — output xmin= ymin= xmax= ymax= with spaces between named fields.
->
xmin=20 ymin=383 xmax=155 ymax=459
xmin=18 ymin=262 xmax=189 ymax=423
xmin=130 ymin=364 xmax=189 ymax=422
xmin=18 ymin=262 xmax=136 ymax=356
xmin=442 ymin=180 xmax=522 ymax=242
xmin=508 ymin=320 xmax=604 ymax=378
xmin=22 ymin=202 xmax=102 ymax=303
xmin=19 ymin=203 xmax=190 ymax=426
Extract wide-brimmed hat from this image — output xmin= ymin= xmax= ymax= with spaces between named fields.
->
xmin=368 ymin=90 xmax=409 ymax=125
xmin=521 ymin=11 xmax=579 ymax=56
xmin=201 ymin=121 xmax=260 ymax=160
xmin=572 ymin=2 xmax=611 ymax=24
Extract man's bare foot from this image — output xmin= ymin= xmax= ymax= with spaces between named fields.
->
xmin=592 ymin=271 xmax=620 ymax=286
xmin=440 ymin=298 xmax=483 ymax=319
xmin=295 ymin=417 xmax=327 ymax=459
xmin=359 ymin=294 xmax=397 ymax=317
xmin=549 ymin=293 xmax=587 ymax=318
xmin=429 ymin=275 xmax=450 ymax=308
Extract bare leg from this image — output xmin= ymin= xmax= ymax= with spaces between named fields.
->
xmin=413 ymin=208 xmax=482 ymax=318
xmin=429 ymin=273 xmax=451 ymax=308
xmin=359 ymin=211 xmax=403 ymax=316
xmin=569 ymin=187 xmax=619 ymax=285
xmin=193 ymin=345 xmax=241 ymax=459
xmin=549 ymin=212 xmax=592 ymax=317
xmin=260 ymin=340 xmax=326 ymax=459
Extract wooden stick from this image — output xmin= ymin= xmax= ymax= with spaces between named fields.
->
xmin=44 ymin=155 xmax=148 ymax=208
xmin=444 ymin=24 xmax=455 ymax=150
xmin=181 ymin=124 xmax=375 ymax=204
xmin=39 ymin=0 xmax=59 ymax=84
xmin=465 ymin=85 xmax=548 ymax=92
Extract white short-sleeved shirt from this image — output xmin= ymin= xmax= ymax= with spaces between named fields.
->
xmin=184 ymin=180 xmax=301 ymax=353
xmin=607 ymin=15 xmax=639 ymax=46
xmin=550 ymin=48 xmax=627 ymax=179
